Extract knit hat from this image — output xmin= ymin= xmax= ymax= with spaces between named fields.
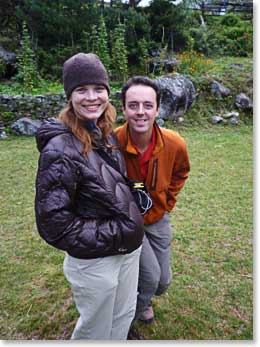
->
xmin=63 ymin=53 xmax=110 ymax=98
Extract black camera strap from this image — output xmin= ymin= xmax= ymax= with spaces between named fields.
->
xmin=95 ymin=147 xmax=153 ymax=214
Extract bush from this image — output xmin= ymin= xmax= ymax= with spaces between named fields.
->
xmin=220 ymin=26 xmax=253 ymax=57
xmin=189 ymin=14 xmax=252 ymax=58
xmin=0 ymin=57 xmax=6 ymax=78
xmin=37 ymin=45 xmax=80 ymax=81
xmin=174 ymin=50 xmax=213 ymax=77
xmin=13 ymin=22 xmax=40 ymax=92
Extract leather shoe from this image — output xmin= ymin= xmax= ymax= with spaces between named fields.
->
xmin=139 ymin=304 xmax=154 ymax=325
xmin=127 ymin=326 xmax=145 ymax=340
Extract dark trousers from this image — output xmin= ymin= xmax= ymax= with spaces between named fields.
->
xmin=134 ymin=212 xmax=173 ymax=320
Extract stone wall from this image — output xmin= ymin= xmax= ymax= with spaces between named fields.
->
xmin=0 ymin=74 xmax=196 ymax=127
xmin=0 ymin=93 xmax=67 ymax=126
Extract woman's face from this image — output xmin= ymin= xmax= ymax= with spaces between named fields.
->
xmin=71 ymin=84 xmax=109 ymax=122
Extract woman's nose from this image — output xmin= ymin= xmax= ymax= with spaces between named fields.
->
xmin=85 ymin=90 xmax=97 ymax=99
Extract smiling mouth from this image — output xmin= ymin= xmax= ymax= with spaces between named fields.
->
xmin=135 ymin=119 xmax=147 ymax=123
xmin=82 ymin=104 xmax=100 ymax=111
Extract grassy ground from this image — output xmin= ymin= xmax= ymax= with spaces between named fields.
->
xmin=0 ymin=125 xmax=253 ymax=340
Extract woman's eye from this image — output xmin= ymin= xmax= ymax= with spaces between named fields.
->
xmin=75 ymin=87 xmax=85 ymax=93
xmin=96 ymin=87 xmax=105 ymax=93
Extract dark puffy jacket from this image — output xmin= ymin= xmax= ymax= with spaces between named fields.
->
xmin=35 ymin=118 xmax=144 ymax=259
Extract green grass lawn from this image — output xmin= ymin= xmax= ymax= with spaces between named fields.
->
xmin=0 ymin=125 xmax=253 ymax=340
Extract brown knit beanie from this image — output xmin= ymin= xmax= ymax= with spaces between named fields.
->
xmin=63 ymin=53 xmax=110 ymax=99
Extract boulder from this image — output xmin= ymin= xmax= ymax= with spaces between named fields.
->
xmin=151 ymin=59 xmax=178 ymax=74
xmin=11 ymin=117 xmax=42 ymax=136
xmin=223 ymin=111 xmax=239 ymax=119
xmin=210 ymin=116 xmax=223 ymax=124
xmin=234 ymin=93 xmax=253 ymax=111
xmin=155 ymin=74 xmax=196 ymax=120
xmin=0 ymin=45 xmax=16 ymax=78
xmin=211 ymin=80 xmax=230 ymax=99
xmin=156 ymin=118 xmax=165 ymax=127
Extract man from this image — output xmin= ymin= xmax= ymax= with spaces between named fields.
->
xmin=115 ymin=76 xmax=190 ymax=337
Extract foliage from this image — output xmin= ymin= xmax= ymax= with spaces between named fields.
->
xmin=137 ymin=38 xmax=149 ymax=75
xmin=189 ymin=25 xmax=224 ymax=56
xmin=220 ymin=26 xmax=253 ymax=57
xmin=0 ymin=126 xmax=253 ymax=339
xmin=120 ymin=7 xmax=150 ymax=65
xmin=188 ymin=13 xmax=253 ymax=57
xmin=184 ymin=56 xmax=253 ymax=125
xmin=174 ymin=50 xmax=213 ymax=77
xmin=147 ymin=0 xmax=191 ymax=51
xmin=12 ymin=21 xmax=39 ymax=92
xmin=111 ymin=23 xmax=128 ymax=81
xmin=36 ymin=45 xmax=80 ymax=81
xmin=95 ymin=16 xmax=111 ymax=74
xmin=0 ymin=57 xmax=7 ymax=77
xmin=15 ymin=0 xmax=100 ymax=49
xmin=0 ymin=79 xmax=63 ymax=96
xmin=0 ymin=1 xmax=253 ymax=83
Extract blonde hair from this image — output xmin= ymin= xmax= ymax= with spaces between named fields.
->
xmin=58 ymin=101 xmax=116 ymax=154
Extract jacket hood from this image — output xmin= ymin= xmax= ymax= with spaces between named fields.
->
xmin=36 ymin=118 xmax=71 ymax=152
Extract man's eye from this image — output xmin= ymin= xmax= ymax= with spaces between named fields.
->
xmin=128 ymin=104 xmax=138 ymax=109
xmin=144 ymin=104 xmax=153 ymax=109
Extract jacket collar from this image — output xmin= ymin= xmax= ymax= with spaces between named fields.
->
xmin=122 ymin=121 xmax=165 ymax=155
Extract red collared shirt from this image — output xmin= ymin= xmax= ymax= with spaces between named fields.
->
xmin=130 ymin=128 xmax=156 ymax=180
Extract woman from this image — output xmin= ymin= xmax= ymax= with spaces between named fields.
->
xmin=35 ymin=53 xmax=144 ymax=340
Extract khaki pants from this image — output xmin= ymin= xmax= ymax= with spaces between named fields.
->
xmin=63 ymin=247 xmax=141 ymax=340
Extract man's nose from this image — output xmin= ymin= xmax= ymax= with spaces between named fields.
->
xmin=137 ymin=104 xmax=145 ymax=114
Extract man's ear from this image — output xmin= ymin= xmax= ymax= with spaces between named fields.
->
xmin=122 ymin=107 xmax=127 ymax=119
xmin=155 ymin=107 xmax=160 ymax=118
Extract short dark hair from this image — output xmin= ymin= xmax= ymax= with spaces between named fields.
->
xmin=121 ymin=76 xmax=161 ymax=108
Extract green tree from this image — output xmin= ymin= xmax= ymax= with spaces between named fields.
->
xmin=96 ymin=15 xmax=111 ymax=73
xmin=111 ymin=22 xmax=128 ymax=81
xmin=147 ymin=0 xmax=190 ymax=52
xmin=14 ymin=21 xmax=39 ymax=91
xmin=16 ymin=0 xmax=100 ymax=48
xmin=137 ymin=37 xmax=149 ymax=75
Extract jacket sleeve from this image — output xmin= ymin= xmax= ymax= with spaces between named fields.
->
xmin=35 ymin=150 xmax=142 ymax=255
xmin=167 ymin=138 xmax=190 ymax=209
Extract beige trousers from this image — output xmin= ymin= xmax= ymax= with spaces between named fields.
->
xmin=63 ymin=246 xmax=141 ymax=340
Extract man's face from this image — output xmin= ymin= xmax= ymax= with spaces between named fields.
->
xmin=123 ymin=85 xmax=159 ymax=134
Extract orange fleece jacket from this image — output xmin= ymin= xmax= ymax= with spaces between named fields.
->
xmin=115 ymin=122 xmax=190 ymax=225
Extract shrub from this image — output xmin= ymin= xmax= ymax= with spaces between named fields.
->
xmin=0 ymin=57 xmax=6 ymax=78
xmin=174 ymin=50 xmax=213 ymax=77
xmin=13 ymin=21 xmax=40 ymax=92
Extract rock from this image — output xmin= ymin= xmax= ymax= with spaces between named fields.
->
xmin=211 ymin=80 xmax=230 ymax=99
xmin=11 ymin=117 xmax=43 ymax=135
xmin=151 ymin=59 xmax=178 ymax=74
xmin=0 ymin=130 xmax=8 ymax=139
xmin=223 ymin=111 xmax=239 ymax=119
xmin=177 ymin=117 xmax=185 ymax=124
xmin=155 ymin=74 xmax=196 ymax=120
xmin=230 ymin=117 xmax=239 ymax=126
xmin=0 ymin=45 xmax=16 ymax=78
xmin=210 ymin=116 xmax=223 ymax=124
xmin=229 ymin=63 xmax=244 ymax=69
xmin=156 ymin=118 xmax=165 ymax=127
xmin=116 ymin=114 xmax=125 ymax=123
xmin=234 ymin=93 xmax=253 ymax=111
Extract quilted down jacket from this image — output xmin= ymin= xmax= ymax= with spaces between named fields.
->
xmin=35 ymin=118 xmax=144 ymax=259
